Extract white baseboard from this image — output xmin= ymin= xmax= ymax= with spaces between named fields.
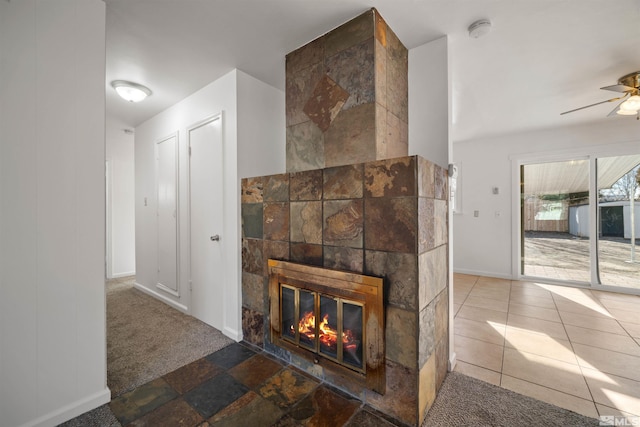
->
xmin=110 ymin=271 xmax=135 ymax=279
xmin=20 ymin=388 xmax=111 ymax=427
xmin=223 ymin=326 xmax=242 ymax=342
xmin=453 ymin=268 xmax=513 ymax=280
xmin=133 ymin=282 xmax=188 ymax=313
xmin=448 ymin=352 xmax=457 ymax=372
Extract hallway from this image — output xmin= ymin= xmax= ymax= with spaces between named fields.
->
xmin=453 ymin=273 xmax=640 ymax=420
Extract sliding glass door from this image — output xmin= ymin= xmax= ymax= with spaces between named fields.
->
xmin=597 ymin=155 xmax=640 ymax=290
xmin=521 ymin=160 xmax=591 ymax=283
xmin=520 ymin=154 xmax=640 ymax=291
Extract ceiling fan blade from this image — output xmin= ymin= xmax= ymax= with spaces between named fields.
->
xmin=601 ymin=84 xmax=635 ymax=93
xmin=560 ymin=93 xmax=629 ymax=115
xmin=606 ymin=100 xmax=625 ymax=117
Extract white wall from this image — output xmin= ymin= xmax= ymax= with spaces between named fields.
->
xmin=135 ymin=69 xmax=284 ymax=340
xmin=237 ymin=71 xmax=286 ymax=178
xmin=235 ymin=71 xmax=286 ymax=333
xmin=408 ymin=37 xmax=456 ymax=370
xmin=453 ymin=119 xmax=640 ymax=278
xmin=409 ymin=36 xmax=450 ymax=168
xmin=106 ymin=118 xmax=136 ymax=278
xmin=623 ymin=203 xmax=640 ymax=239
xmin=571 ymin=202 xmax=640 ymax=239
xmin=0 ymin=1 xmax=109 ymax=426
xmin=569 ymin=205 xmax=590 ymax=238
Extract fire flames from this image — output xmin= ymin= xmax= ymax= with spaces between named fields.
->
xmin=292 ymin=311 xmax=357 ymax=352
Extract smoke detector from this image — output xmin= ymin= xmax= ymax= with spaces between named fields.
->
xmin=468 ymin=19 xmax=492 ymax=38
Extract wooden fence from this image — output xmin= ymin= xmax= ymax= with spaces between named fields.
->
xmin=523 ymin=197 xmax=568 ymax=232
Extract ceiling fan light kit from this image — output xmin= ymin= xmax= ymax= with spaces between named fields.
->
xmin=111 ymin=80 xmax=152 ymax=103
xmin=617 ymin=95 xmax=640 ymax=115
xmin=561 ymin=71 xmax=640 ymax=118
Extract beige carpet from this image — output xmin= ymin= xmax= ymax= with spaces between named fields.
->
xmin=106 ymin=277 xmax=234 ymax=397
xmin=423 ymin=371 xmax=599 ymax=427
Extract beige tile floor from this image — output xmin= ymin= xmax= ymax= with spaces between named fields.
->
xmin=453 ymin=273 xmax=640 ymax=421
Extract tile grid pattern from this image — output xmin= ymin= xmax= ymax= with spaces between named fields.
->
xmin=285 ymin=8 xmax=408 ymax=173
xmin=453 ymin=273 xmax=640 ymax=421
xmin=241 ymin=155 xmax=451 ymax=426
xmin=109 ymin=342 xmax=406 ymax=427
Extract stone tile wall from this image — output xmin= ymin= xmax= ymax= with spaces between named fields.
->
xmin=285 ymin=8 xmax=408 ymax=172
xmin=241 ymin=155 xmax=449 ymax=426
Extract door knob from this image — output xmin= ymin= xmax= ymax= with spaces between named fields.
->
xmin=210 ymin=235 xmax=220 ymax=241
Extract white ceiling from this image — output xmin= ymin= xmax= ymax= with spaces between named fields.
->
xmin=105 ymin=0 xmax=640 ymax=142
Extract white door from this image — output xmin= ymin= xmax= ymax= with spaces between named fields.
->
xmin=105 ymin=160 xmax=112 ymax=279
xmin=189 ymin=115 xmax=224 ymax=329
xmin=156 ymin=134 xmax=179 ymax=294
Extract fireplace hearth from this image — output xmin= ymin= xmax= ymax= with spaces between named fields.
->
xmin=268 ymin=259 xmax=385 ymax=393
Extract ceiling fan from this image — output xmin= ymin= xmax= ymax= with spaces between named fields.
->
xmin=561 ymin=71 xmax=640 ymax=118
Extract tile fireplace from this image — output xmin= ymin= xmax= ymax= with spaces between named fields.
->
xmin=241 ymin=8 xmax=449 ymax=426
xmin=241 ymin=155 xmax=449 ymax=426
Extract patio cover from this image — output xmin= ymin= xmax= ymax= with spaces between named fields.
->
xmin=523 ymin=155 xmax=640 ymax=195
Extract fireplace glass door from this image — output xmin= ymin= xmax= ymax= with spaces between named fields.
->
xmin=281 ymin=286 xmax=296 ymax=341
xmin=298 ymin=289 xmax=316 ymax=350
xmin=342 ymin=302 xmax=363 ymax=369
xmin=280 ymin=284 xmax=364 ymax=372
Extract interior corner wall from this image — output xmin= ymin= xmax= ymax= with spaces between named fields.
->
xmin=408 ymin=36 xmax=455 ymax=372
xmin=452 ymin=119 xmax=640 ymax=279
xmin=408 ymin=36 xmax=450 ymax=168
xmin=135 ymin=69 xmax=284 ymax=341
xmin=236 ymin=70 xmax=286 ymax=179
xmin=0 ymin=1 xmax=109 ymax=426
xmin=236 ymin=70 xmax=286 ymax=334
xmin=106 ymin=118 xmax=136 ymax=278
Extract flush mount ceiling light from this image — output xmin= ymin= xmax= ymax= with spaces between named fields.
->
xmin=111 ymin=80 xmax=152 ymax=103
xmin=468 ymin=19 xmax=492 ymax=38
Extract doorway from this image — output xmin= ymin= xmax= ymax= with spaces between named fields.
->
xmin=519 ymin=154 xmax=640 ymax=292
xmin=597 ymin=154 xmax=640 ymax=289
xmin=156 ymin=133 xmax=179 ymax=295
xmin=521 ymin=159 xmax=591 ymax=283
xmin=106 ymin=159 xmax=112 ymax=279
xmin=188 ymin=114 xmax=224 ymax=329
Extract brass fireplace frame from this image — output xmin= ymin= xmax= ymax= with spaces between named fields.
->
xmin=280 ymin=284 xmax=366 ymax=373
xmin=268 ymin=259 xmax=385 ymax=394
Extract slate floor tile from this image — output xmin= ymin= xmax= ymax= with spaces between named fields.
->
xmin=109 ymin=378 xmax=178 ymax=425
xmin=228 ymin=354 xmax=284 ymax=389
xmin=127 ymin=398 xmax=203 ymax=427
xmin=163 ymin=358 xmax=223 ymax=394
xmin=271 ymin=415 xmax=304 ymax=426
xmin=345 ymin=409 xmax=399 ymax=426
xmin=183 ymin=373 xmax=249 ymax=419
xmin=288 ymin=386 xmax=361 ymax=426
xmin=258 ymin=368 xmax=319 ymax=409
xmin=205 ymin=342 xmax=256 ymax=369
xmin=208 ymin=391 xmax=283 ymax=427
